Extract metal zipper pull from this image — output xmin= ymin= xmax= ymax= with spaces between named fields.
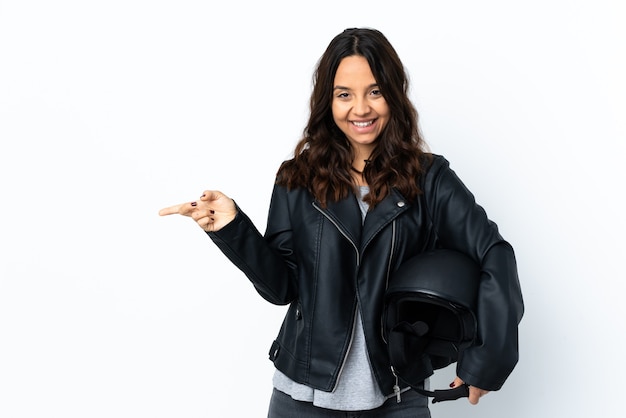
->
xmin=391 ymin=366 xmax=401 ymax=403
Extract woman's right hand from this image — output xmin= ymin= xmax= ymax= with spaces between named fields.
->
xmin=158 ymin=190 xmax=237 ymax=232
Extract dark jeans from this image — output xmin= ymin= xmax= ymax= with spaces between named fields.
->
xmin=267 ymin=388 xmax=431 ymax=418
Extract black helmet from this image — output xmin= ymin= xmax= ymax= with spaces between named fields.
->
xmin=383 ymin=249 xmax=480 ymax=403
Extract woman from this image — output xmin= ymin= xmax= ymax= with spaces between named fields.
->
xmin=159 ymin=27 xmax=523 ymax=417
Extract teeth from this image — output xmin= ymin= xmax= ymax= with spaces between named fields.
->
xmin=353 ymin=120 xmax=373 ymax=128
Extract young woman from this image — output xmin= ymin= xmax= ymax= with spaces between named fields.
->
xmin=159 ymin=27 xmax=523 ymax=417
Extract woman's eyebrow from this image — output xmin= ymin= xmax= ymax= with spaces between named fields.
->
xmin=333 ymin=83 xmax=379 ymax=90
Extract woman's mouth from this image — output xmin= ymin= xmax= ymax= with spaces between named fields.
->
xmin=351 ymin=120 xmax=375 ymax=128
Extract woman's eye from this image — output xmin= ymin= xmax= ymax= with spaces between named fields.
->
xmin=337 ymin=92 xmax=350 ymax=99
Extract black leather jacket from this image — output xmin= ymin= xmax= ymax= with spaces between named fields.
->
xmin=208 ymin=154 xmax=523 ymax=395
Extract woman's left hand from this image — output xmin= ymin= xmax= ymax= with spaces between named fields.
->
xmin=450 ymin=377 xmax=489 ymax=405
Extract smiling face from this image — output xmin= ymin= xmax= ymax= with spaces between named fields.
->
xmin=332 ymin=55 xmax=390 ymax=158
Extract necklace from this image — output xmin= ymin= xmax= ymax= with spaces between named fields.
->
xmin=351 ymin=159 xmax=372 ymax=175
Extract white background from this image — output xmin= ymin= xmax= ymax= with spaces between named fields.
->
xmin=1 ymin=1 xmax=624 ymax=417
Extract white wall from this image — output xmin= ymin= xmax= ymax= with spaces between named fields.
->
xmin=1 ymin=1 xmax=624 ymax=417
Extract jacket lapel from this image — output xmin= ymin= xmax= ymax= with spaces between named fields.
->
xmin=316 ymin=188 xmax=410 ymax=252
xmin=316 ymin=194 xmax=363 ymax=247
xmin=361 ymin=188 xmax=410 ymax=250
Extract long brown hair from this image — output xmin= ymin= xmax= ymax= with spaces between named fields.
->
xmin=276 ymin=28 xmax=430 ymax=208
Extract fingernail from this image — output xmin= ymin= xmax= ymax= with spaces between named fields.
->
xmin=210 ymin=210 xmax=215 ymax=214
xmin=191 ymin=202 xmax=197 ymax=206
xmin=449 ymin=382 xmax=455 ymax=388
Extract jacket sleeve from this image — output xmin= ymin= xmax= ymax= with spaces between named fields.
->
xmin=206 ymin=185 xmax=298 ymax=305
xmin=424 ymin=155 xmax=524 ymax=391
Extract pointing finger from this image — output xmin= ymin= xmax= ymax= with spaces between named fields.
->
xmin=158 ymin=204 xmax=183 ymax=216
xmin=158 ymin=202 xmax=199 ymax=216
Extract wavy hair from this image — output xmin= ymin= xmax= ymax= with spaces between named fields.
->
xmin=276 ymin=28 xmax=430 ymax=208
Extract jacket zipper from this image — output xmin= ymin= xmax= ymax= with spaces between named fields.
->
xmin=333 ymin=310 xmax=359 ymax=390
xmin=386 ymin=221 xmax=401 ymax=401
xmin=312 ymin=202 xmax=360 ymax=391
xmin=381 ymin=220 xmax=397 ymax=345
xmin=391 ymin=365 xmax=402 ymax=403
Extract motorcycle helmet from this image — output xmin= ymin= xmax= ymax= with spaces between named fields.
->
xmin=383 ymin=248 xmax=481 ymax=402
